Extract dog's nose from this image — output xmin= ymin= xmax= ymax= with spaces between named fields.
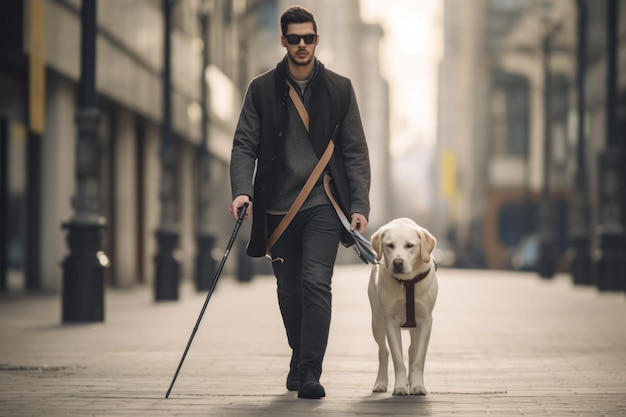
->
xmin=392 ymin=258 xmax=404 ymax=273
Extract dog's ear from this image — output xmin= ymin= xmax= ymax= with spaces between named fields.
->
xmin=371 ymin=227 xmax=385 ymax=262
xmin=418 ymin=228 xmax=437 ymax=263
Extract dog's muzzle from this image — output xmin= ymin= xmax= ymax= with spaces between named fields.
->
xmin=392 ymin=258 xmax=404 ymax=274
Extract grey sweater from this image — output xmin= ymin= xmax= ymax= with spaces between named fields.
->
xmin=266 ymin=99 xmax=330 ymax=213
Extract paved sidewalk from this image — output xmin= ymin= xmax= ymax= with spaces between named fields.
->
xmin=1 ymin=265 xmax=625 ymax=416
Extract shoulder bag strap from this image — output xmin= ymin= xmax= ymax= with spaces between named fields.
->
xmin=266 ymin=81 xmax=333 ymax=252
xmin=287 ymin=80 xmax=309 ymax=132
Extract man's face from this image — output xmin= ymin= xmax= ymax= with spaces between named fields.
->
xmin=281 ymin=22 xmax=319 ymax=67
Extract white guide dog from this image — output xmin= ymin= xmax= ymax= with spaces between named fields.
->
xmin=368 ymin=218 xmax=438 ymax=395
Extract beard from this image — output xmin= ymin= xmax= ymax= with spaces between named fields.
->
xmin=287 ymin=47 xmax=314 ymax=67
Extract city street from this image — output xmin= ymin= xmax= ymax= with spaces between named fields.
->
xmin=1 ymin=264 xmax=625 ymax=416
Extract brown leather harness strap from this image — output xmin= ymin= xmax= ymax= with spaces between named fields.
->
xmin=395 ymin=268 xmax=431 ymax=328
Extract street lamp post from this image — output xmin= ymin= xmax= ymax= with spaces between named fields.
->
xmin=594 ymin=0 xmax=625 ymax=292
xmin=569 ymin=0 xmax=592 ymax=286
xmin=537 ymin=14 xmax=559 ymax=279
xmin=195 ymin=2 xmax=217 ymax=291
xmin=62 ymin=0 xmax=109 ymax=322
xmin=154 ymin=0 xmax=180 ymax=300
xmin=235 ymin=3 xmax=254 ymax=283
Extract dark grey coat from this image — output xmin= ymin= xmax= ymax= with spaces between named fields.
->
xmin=230 ymin=58 xmax=370 ymax=257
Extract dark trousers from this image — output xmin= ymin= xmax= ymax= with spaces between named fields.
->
xmin=267 ymin=204 xmax=342 ymax=379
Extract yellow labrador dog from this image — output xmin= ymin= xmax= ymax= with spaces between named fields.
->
xmin=368 ymin=218 xmax=438 ymax=395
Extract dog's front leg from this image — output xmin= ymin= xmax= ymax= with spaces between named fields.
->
xmin=408 ymin=318 xmax=432 ymax=395
xmin=371 ymin=311 xmax=389 ymax=392
xmin=384 ymin=323 xmax=409 ymax=395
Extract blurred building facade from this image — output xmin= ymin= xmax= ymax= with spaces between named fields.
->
xmin=437 ymin=0 xmax=491 ymax=268
xmin=1 ymin=0 xmax=242 ymax=294
xmin=0 ymin=0 xmax=389 ymax=296
xmin=437 ymin=0 xmax=626 ymax=283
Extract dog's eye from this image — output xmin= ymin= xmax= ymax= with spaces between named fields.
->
xmin=386 ymin=243 xmax=395 ymax=249
xmin=406 ymin=243 xmax=415 ymax=249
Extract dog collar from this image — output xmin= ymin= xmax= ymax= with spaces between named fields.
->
xmin=393 ymin=268 xmax=431 ymax=287
xmin=395 ymin=268 xmax=430 ymax=328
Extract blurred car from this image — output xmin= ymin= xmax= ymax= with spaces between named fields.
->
xmin=510 ymin=234 xmax=540 ymax=271
xmin=433 ymin=239 xmax=456 ymax=268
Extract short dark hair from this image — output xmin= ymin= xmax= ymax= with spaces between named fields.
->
xmin=280 ymin=5 xmax=317 ymax=35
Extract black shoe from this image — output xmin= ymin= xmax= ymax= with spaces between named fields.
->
xmin=286 ymin=352 xmax=300 ymax=391
xmin=286 ymin=367 xmax=299 ymax=391
xmin=297 ymin=373 xmax=325 ymax=399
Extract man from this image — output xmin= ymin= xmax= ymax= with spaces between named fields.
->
xmin=229 ymin=5 xmax=370 ymax=399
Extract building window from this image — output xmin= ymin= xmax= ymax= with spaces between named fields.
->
xmin=493 ymin=72 xmax=530 ymax=157
xmin=506 ymin=80 xmax=529 ymax=156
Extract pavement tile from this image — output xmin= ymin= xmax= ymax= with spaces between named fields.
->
xmin=0 ymin=265 xmax=625 ymax=416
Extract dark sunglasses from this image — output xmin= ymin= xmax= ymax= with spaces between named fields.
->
xmin=284 ymin=34 xmax=317 ymax=45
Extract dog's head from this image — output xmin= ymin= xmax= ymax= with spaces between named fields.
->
xmin=371 ymin=218 xmax=437 ymax=279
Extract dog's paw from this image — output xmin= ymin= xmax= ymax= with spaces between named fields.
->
xmin=372 ymin=380 xmax=388 ymax=392
xmin=410 ymin=384 xmax=427 ymax=395
xmin=392 ymin=385 xmax=410 ymax=396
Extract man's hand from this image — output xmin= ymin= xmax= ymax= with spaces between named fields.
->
xmin=350 ymin=213 xmax=368 ymax=234
xmin=230 ymin=195 xmax=252 ymax=221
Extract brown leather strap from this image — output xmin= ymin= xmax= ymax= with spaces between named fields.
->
xmin=267 ymin=81 xmax=331 ymax=252
xmin=287 ymin=80 xmax=309 ymax=132
xmin=323 ymin=173 xmax=351 ymax=230
xmin=267 ymin=140 xmax=334 ymax=251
